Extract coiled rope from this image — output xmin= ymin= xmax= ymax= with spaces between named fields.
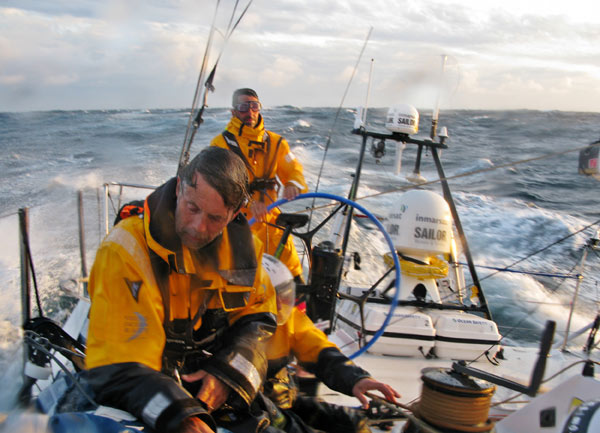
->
xmin=417 ymin=369 xmax=496 ymax=433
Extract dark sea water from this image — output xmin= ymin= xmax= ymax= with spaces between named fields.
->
xmin=0 ymin=107 xmax=599 ymax=408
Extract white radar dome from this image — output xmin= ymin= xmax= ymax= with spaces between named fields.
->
xmin=385 ymin=190 xmax=452 ymax=260
xmin=385 ymin=104 xmax=419 ymax=135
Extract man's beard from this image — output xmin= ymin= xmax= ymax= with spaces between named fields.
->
xmin=177 ymin=228 xmax=213 ymax=250
xmin=175 ymin=214 xmax=216 ymax=250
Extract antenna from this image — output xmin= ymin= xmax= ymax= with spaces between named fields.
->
xmin=362 ymin=59 xmax=374 ymax=126
xmin=353 ymin=58 xmax=375 ymax=131
xmin=430 ymin=54 xmax=447 ymax=140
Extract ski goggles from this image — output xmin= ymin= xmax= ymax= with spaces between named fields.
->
xmin=234 ymin=101 xmax=262 ymax=112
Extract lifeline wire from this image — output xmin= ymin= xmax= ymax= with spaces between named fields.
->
xmin=24 ymin=334 xmax=96 ymax=408
xmin=0 ymin=209 xmax=19 ymax=220
xmin=479 ymin=218 xmax=600 ymax=283
xmin=295 ymin=143 xmax=600 ymax=219
xmin=469 ymin=263 xmax=581 ymax=280
xmin=466 ymin=237 xmax=597 ymax=365
xmin=360 ymin=142 xmax=600 ymax=202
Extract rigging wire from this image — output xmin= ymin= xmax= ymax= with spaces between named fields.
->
xmin=178 ymin=0 xmax=254 ymax=173
xmin=301 ymin=26 xmax=372 ymax=270
xmin=463 ymin=232 xmax=599 ymax=365
xmin=178 ymin=0 xmax=220 ymax=172
xmin=312 ymin=27 xmax=373 ymax=197
xmin=549 ymin=259 xmax=580 ymax=293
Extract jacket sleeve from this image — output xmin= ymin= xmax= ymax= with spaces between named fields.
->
xmin=85 ymin=227 xmax=166 ymax=370
xmin=202 ymin=247 xmax=278 ymax=408
xmin=274 ymin=135 xmax=308 ymax=193
xmin=291 ymin=309 xmax=371 ymax=396
xmin=202 ymin=312 xmax=276 ymax=408
xmin=314 ymin=347 xmax=371 ymax=396
xmin=86 ymin=363 xmax=215 ymax=432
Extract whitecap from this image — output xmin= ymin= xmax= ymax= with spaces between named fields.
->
xmin=295 ymin=119 xmax=311 ymax=128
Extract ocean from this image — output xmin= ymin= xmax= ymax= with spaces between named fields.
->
xmin=1 ymin=107 xmax=599 ymax=409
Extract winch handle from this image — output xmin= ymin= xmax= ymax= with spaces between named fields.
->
xmin=452 ymin=320 xmax=556 ymax=397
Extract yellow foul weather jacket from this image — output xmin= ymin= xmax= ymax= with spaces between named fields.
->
xmin=85 ymin=177 xmax=277 ymax=432
xmin=211 ymin=115 xmax=308 ymax=277
xmin=264 ymin=307 xmax=370 ymax=409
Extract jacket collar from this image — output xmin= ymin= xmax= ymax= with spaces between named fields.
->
xmin=143 ymin=177 xmax=257 ymax=285
xmin=226 ymin=115 xmax=266 ymax=142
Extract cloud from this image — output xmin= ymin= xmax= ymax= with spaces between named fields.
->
xmin=1 ymin=0 xmax=600 ymax=111
xmin=0 ymin=75 xmax=25 ymax=85
xmin=260 ymin=56 xmax=303 ymax=87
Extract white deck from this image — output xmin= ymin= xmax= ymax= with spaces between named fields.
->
xmin=318 ymin=346 xmax=599 ymax=432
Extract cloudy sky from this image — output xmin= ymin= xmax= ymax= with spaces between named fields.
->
xmin=1 ymin=0 xmax=599 ymax=112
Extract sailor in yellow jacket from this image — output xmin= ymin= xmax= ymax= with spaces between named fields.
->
xmin=85 ymin=148 xmax=277 ymax=433
xmin=261 ymin=254 xmax=400 ymax=433
xmin=210 ymin=88 xmax=308 ymax=280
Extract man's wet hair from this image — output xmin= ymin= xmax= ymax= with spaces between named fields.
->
xmin=232 ymin=88 xmax=259 ymax=106
xmin=179 ymin=147 xmax=249 ymax=211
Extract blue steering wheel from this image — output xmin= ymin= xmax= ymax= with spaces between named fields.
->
xmin=249 ymin=192 xmax=400 ymax=359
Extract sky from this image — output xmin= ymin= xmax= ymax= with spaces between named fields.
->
xmin=1 ymin=0 xmax=599 ymax=112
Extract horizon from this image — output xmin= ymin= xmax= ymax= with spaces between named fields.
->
xmin=3 ymin=106 xmax=599 ymax=115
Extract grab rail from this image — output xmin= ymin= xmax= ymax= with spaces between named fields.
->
xmin=102 ymin=182 xmax=156 ymax=235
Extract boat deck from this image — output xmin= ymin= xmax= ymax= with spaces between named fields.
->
xmin=318 ymin=346 xmax=599 ymax=432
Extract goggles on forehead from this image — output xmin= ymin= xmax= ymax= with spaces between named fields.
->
xmin=234 ymin=101 xmax=261 ymax=113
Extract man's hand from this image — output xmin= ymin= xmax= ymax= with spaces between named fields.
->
xmin=181 ymin=370 xmax=230 ymax=413
xmin=351 ymin=377 xmax=401 ymax=409
xmin=282 ymin=184 xmax=300 ymax=201
xmin=249 ymin=200 xmax=269 ymax=222
xmin=178 ymin=416 xmax=214 ymax=433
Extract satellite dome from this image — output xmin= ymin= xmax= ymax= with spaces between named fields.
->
xmin=385 ymin=190 xmax=452 ymax=260
xmin=385 ymin=104 xmax=419 ymax=135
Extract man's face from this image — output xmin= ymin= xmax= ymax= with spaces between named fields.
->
xmin=175 ymin=172 xmax=237 ymax=249
xmin=232 ymin=94 xmax=261 ymax=128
